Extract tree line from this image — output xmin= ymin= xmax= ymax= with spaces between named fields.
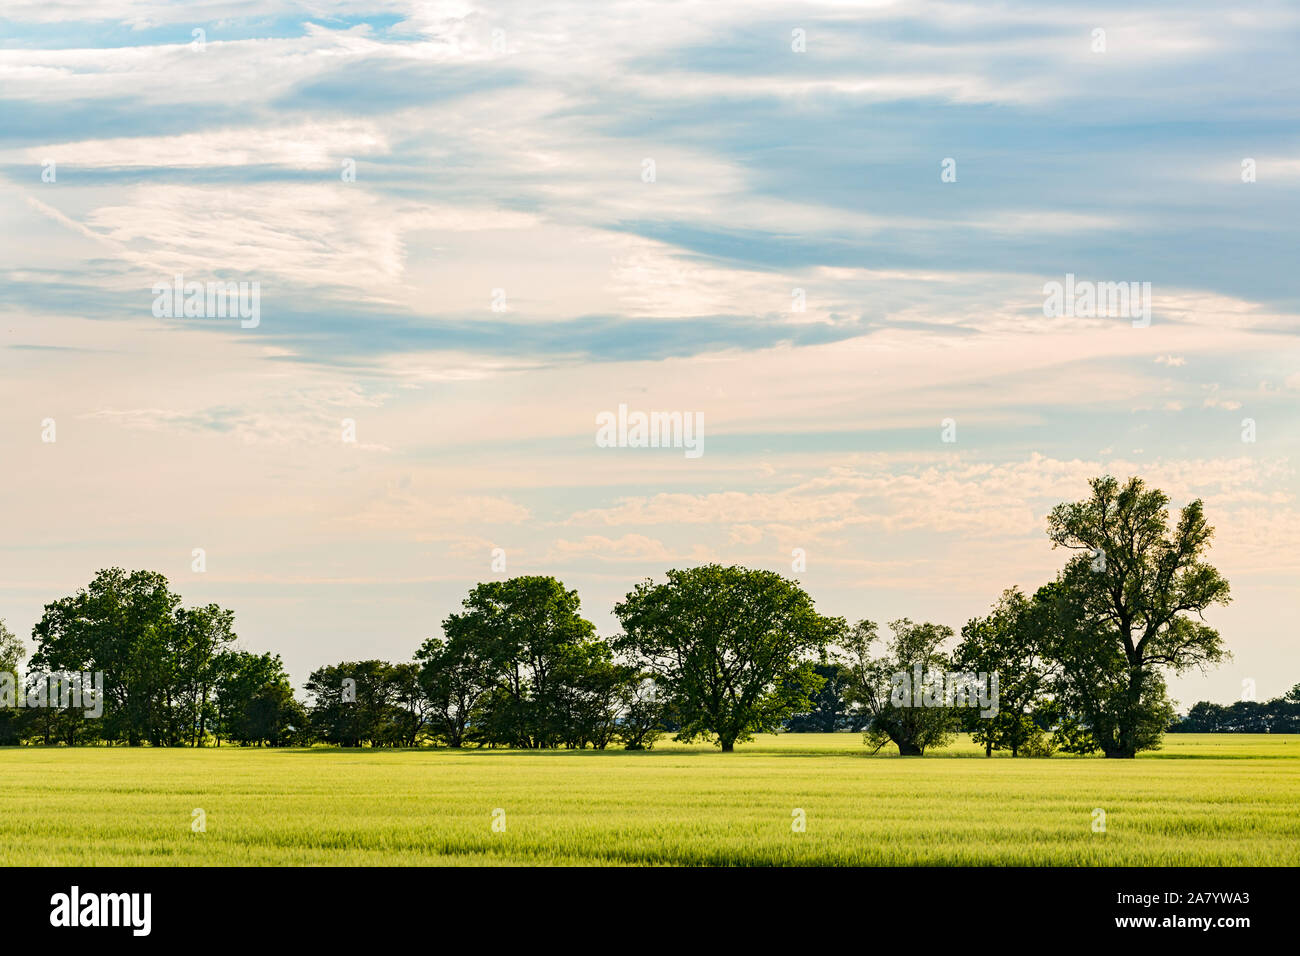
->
xmin=0 ymin=475 xmax=1241 ymax=758
xmin=1171 ymin=687 xmax=1300 ymax=733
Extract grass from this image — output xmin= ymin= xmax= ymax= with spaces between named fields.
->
xmin=1 ymin=733 xmax=1296 ymax=866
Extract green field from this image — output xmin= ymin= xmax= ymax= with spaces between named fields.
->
xmin=2 ymin=734 xmax=1296 ymax=866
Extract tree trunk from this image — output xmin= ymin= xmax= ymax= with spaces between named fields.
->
xmin=720 ymin=738 xmax=735 ymax=752
xmin=897 ymin=741 xmax=922 ymax=756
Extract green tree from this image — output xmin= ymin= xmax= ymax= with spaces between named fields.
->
xmin=215 ymin=650 xmax=302 ymax=746
xmin=414 ymin=632 xmax=494 ymax=748
xmin=243 ymin=682 xmax=307 ymax=746
xmin=785 ymin=660 xmax=860 ymax=732
xmin=839 ymin=619 xmax=957 ymax=756
xmin=1045 ymin=476 xmax=1230 ymax=757
xmin=614 ymin=565 xmax=843 ymax=751
xmin=615 ymin=676 xmax=665 ymax=750
xmin=174 ymin=604 xmax=236 ymax=746
xmin=0 ymin=618 xmax=25 ymax=745
xmin=306 ymin=660 xmax=413 ymax=747
xmin=954 ymin=588 xmax=1058 ymax=757
xmin=386 ymin=662 xmax=427 ymax=747
xmin=0 ymin=618 xmax=21 ymax=675
xmin=442 ymin=576 xmax=598 ymax=749
xmin=551 ymin=639 xmax=635 ymax=750
xmin=32 ymin=569 xmax=183 ymax=746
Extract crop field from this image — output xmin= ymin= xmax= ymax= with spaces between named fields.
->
xmin=1 ymin=734 xmax=1296 ymax=866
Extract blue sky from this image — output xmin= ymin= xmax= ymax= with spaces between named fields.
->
xmin=1 ymin=0 xmax=1298 ymax=706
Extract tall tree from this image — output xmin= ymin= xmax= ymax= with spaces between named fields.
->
xmin=838 ymin=619 xmax=957 ymax=756
xmin=0 ymin=618 xmax=27 ymax=745
xmin=1046 ymin=476 xmax=1230 ymax=757
xmin=415 ymin=633 xmax=493 ymax=748
xmin=614 ymin=565 xmax=843 ymax=751
xmin=174 ymin=604 xmax=236 ymax=746
xmin=31 ymin=568 xmax=184 ymax=746
xmin=215 ymin=650 xmax=301 ymax=746
xmin=954 ymin=588 xmax=1058 ymax=757
xmin=306 ymin=660 xmax=412 ymax=747
xmin=443 ymin=576 xmax=598 ymax=749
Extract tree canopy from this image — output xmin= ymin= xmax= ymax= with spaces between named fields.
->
xmin=614 ymin=565 xmax=844 ymax=751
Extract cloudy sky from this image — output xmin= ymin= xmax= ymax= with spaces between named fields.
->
xmin=2 ymin=1 xmax=1298 ymax=706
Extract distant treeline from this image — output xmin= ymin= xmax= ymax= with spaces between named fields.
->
xmin=1169 ymin=691 xmax=1300 ymax=733
xmin=0 ymin=477 xmax=1248 ymax=757
xmin=782 ymin=663 xmax=1300 ymax=736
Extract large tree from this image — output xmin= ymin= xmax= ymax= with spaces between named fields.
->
xmin=954 ymin=588 xmax=1058 ymax=757
xmin=442 ymin=576 xmax=600 ymax=749
xmin=305 ymin=660 xmax=410 ymax=747
xmin=31 ymin=570 xmax=243 ymax=747
xmin=32 ymin=568 xmax=184 ymax=746
xmin=414 ymin=632 xmax=494 ymax=748
xmin=613 ymin=565 xmax=843 ymax=751
xmin=0 ymin=618 xmax=26 ymax=745
xmin=173 ymin=604 xmax=236 ymax=746
xmin=1045 ymin=476 xmax=1230 ymax=757
xmin=838 ymin=618 xmax=957 ymax=756
xmin=215 ymin=650 xmax=303 ymax=746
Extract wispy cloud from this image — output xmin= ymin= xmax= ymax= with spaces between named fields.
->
xmin=1 ymin=1 xmax=1297 ymax=704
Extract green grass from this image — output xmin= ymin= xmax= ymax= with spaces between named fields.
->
xmin=1 ymin=734 xmax=1296 ymax=866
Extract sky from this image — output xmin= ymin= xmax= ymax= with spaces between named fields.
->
xmin=1 ymin=1 xmax=1298 ymax=708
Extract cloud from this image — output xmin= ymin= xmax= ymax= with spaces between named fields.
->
xmin=3 ymin=2 xmax=1300 ymax=704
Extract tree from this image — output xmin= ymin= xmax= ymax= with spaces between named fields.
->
xmin=30 ymin=570 xmax=245 ymax=746
xmin=551 ymin=639 xmax=634 ymax=750
xmin=615 ymin=676 xmax=665 ymax=750
xmin=244 ymin=682 xmax=307 ymax=746
xmin=417 ymin=636 xmax=484 ymax=746
xmin=614 ymin=565 xmax=843 ymax=751
xmin=174 ymin=605 xmax=236 ymax=746
xmin=954 ymin=588 xmax=1058 ymax=757
xmin=0 ymin=618 xmax=21 ymax=675
xmin=32 ymin=569 xmax=183 ymax=746
xmin=415 ymin=633 xmax=493 ymax=747
xmin=1045 ymin=476 xmax=1230 ymax=757
xmin=441 ymin=576 xmax=599 ymax=749
xmin=0 ymin=619 xmax=27 ymax=745
xmin=305 ymin=661 xmax=411 ymax=747
xmin=785 ymin=660 xmax=860 ymax=733
xmin=838 ymin=619 xmax=957 ymax=756
xmin=1175 ymin=700 xmax=1229 ymax=732
xmin=215 ymin=651 xmax=302 ymax=746
xmin=387 ymin=662 xmax=427 ymax=747
xmin=1173 ymin=685 xmax=1300 ymax=734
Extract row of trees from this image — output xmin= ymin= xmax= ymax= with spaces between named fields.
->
xmin=1172 ymin=687 xmax=1300 ymax=733
xmin=0 ymin=571 xmax=303 ymax=747
xmin=771 ymin=475 xmax=1232 ymax=758
xmin=0 ymin=476 xmax=1237 ymax=758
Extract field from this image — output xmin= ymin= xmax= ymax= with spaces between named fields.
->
xmin=1 ymin=734 xmax=1297 ymax=866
